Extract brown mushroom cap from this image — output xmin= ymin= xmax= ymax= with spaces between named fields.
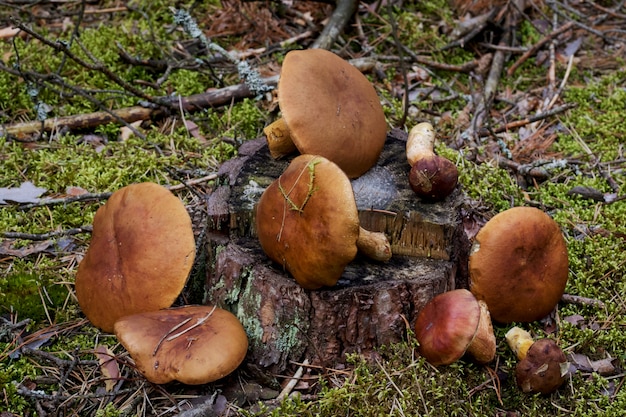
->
xmin=75 ymin=182 xmax=195 ymax=333
xmin=414 ymin=289 xmax=496 ymax=366
xmin=114 ymin=305 xmax=248 ymax=385
xmin=255 ymin=154 xmax=390 ymax=290
xmin=515 ymin=338 xmax=568 ymax=394
xmin=469 ymin=206 xmax=569 ymax=323
xmin=274 ymin=49 xmax=387 ymax=178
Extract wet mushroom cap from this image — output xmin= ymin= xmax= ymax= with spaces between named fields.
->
xmin=469 ymin=206 xmax=569 ymax=323
xmin=114 ymin=305 xmax=248 ymax=385
xmin=516 ymin=338 xmax=568 ymax=394
xmin=278 ymin=49 xmax=387 ymax=178
xmin=75 ymin=182 xmax=196 ymax=333
xmin=415 ymin=289 xmax=494 ymax=366
xmin=256 ymin=154 xmax=360 ymax=289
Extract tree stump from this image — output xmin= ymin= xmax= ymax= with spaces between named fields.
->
xmin=205 ymin=128 xmax=470 ymax=374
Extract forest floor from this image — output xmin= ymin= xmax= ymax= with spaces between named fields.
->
xmin=0 ymin=0 xmax=625 ymax=416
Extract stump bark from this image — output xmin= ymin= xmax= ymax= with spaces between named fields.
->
xmin=205 ymin=129 xmax=470 ymax=374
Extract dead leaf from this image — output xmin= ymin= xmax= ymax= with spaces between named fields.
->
xmin=119 ymin=120 xmax=143 ymax=142
xmin=0 ymin=182 xmax=47 ymax=204
xmin=183 ymin=119 xmax=207 ymax=143
xmin=94 ymin=345 xmax=120 ymax=392
xmin=0 ymin=240 xmax=53 ymax=258
xmin=65 ymin=186 xmax=89 ymax=197
xmin=0 ymin=26 xmax=20 ymax=40
xmin=568 ymin=352 xmax=617 ymax=376
xmin=569 ymin=352 xmax=594 ymax=372
xmin=590 ymin=358 xmax=616 ymax=376
xmin=563 ymin=314 xmax=585 ymax=327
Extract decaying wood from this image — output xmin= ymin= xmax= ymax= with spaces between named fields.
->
xmin=1 ymin=76 xmax=279 ymax=137
xmin=205 ymin=130 xmax=470 ymax=374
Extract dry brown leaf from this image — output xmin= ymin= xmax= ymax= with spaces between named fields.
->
xmin=119 ymin=120 xmax=143 ymax=142
xmin=0 ymin=240 xmax=53 ymax=258
xmin=0 ymin=26 xmax=20 ymax=40
xmin=94 ymin=345 xmax=120 ymax=392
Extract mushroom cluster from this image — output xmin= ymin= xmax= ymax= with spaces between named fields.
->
xmin=256 ymin=154 xmax=391 ymax=290
xmin=258 ymin=48 xmax=395 ymax=289
xmin=413 ymin=206 xmax=571 ymax=396
xmin=406 ymin=122 xmax=459 ymax=201
xmin=76 ymin=182 xmax=248 ymax=385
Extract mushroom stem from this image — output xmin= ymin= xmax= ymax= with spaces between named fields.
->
xmin=263 ymin=118 xmax=298 ymax=159
xmin=406 ymin=122 xmax=459 ymax=202
xmin=505 ymin=326 xmax=535 ymax=360
xmin=465 ymin=300 xmax=497 ymax=364
xmin=356 ymin=227 xmax=392 ymax=262
xmin=406 ymin=122 xmax=436 ymax=166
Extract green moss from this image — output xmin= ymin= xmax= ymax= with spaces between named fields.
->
xmin=554 ymin=71 xmax=626 ymax=160
xmin=205 ymin=98 xmax=268 ymax=141
xmin=0 ymin=271 xmax=69 ymax=323
xmin=446 ymin=149 xmax=524 ymax=212
xmin=0 ymin=357 xmax=38 ymax=414
xmin=250 ymin=336 xmax=626 ymax=416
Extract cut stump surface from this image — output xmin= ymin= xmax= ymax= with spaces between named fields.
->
xmin=206 ymin=129 xmax=469 ymax=374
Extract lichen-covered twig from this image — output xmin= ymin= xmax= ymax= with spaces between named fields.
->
xmin=172 ymin=8 xmax=273 ymax=95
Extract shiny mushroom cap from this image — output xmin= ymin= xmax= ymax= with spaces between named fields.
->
xmin=75 ymin=182 xmax=196 ymax=333
xmin=414 ymin=289 xmax=496 ymax=366
xmin=268 ymin=49 xmax=387 ymax=178
xmin=515 ymin=338 xmax=568 ymax=394
xmin=469 ymin=206 xmax=569 ymax=323
xmin=114 ymin=305 xmax=248 ymax=385
xmin=256 ymin=154 xmax=390 ymax=290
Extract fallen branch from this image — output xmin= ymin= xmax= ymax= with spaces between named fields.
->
xmin=1 ymin=76 xmax=279 ymax=138
xmin=276 ymin=359 xmax=310 ymax=401
xmin=561 ymin=293 xmax=606 ymax=309
xmin=15 ymin=173 xmax=217 ymax=212
xmin=506 ymin=22 xmax=574 ymax=76
xmin=3 ymin=227 xmax=93 ymax=241
xmin=477 ymin=102 xmax=577 ymax=137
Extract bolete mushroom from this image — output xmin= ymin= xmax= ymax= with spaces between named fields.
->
xmin=114 ymin=305 xmax=248 ymax=385
xmin=414 ymin=289 xmax=496 ymax=366
xmin=263 ymin=49 xmax=387 ymax=178
xmin=469 ymin=206 xmax=569 ymax=323
xmin=505 ymin=326 xmax=569 ymax=394
xmin=406 ymin=122 xmax=458 ymax=201
xmin=255 ymin=154 xmax=391 ymax=290
xmin=75 ymin=182 xmax=196 ymax=333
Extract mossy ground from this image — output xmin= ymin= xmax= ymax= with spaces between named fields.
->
xmin=1 ymin=1 xmax=625 ymax=416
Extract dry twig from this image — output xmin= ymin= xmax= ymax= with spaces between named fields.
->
xmin=311 ymin=0 xmax=358 ymax=50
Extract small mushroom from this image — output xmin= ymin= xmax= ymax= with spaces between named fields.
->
xmin=75 ymin=182 xmax=196 ymax=333
xmin=263 ymin=49 xmax=387 ymax=178
xmin=114 ymin=305 xmax=248 ymax=385
xmin=505 ymin=326 xmax=569 ymax=394
xmin=414 ymin=289 xmax=496 ymax=366
xmin=469 ymin=206 xmax=569 ymax=323
xmin=406 ymin=122 xmax=458 ymax=201
xmin=256 ymin=154 xmax=391 ymax=290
